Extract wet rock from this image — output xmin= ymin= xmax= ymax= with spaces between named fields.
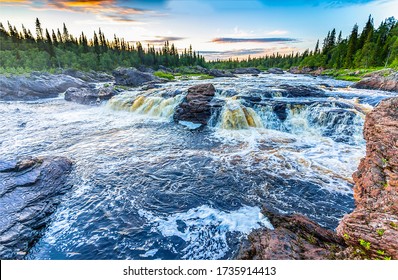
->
xmin=267 ymin=68 xmax=284 ymax=74
xmin=279 ymin=84 xmax=326 ymax=98
xmin=354 ymin=69 xmax=398 ymax=92
xmin=0 ymin=73 xmax=86 ymax=101
xmin=158 ymin=65 xmax=174 ymax=73
xmin=112 ymin=67 xmax=164 ymax=87
xmin=208 ymin=69 xmax=236 ymax=78
xmin=231 ymin=68 xmax=261 ymax=75
xmin=0 ymin=156 xmax=73 ymax=259
xmin=337 ymin=97 xmax=398 ymax=259
xmin=65 ymin=86 xmax=117 ymax=105
xmin=173 ymin=83 xmax=216 ymax=126
xmin=62 ymin=69 xmax=113 ymax=82
xmin=237 ymin=207 xmax=346 ymax=260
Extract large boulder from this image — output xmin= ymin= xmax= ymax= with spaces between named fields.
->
xmin=65 ymin=86 xmax=118 ymax=105
xmin=267 ymin=68 xmax=284 ymax=74
xmin=208 ymin=69 xmax=236 ymax=78
xmin=0 ymin=73 xmax=86 ymax=101
xmin=354 ymin=69 xmax=398 ymax=92
xmin=237 ymin=207 xmax=346 ymax=260
xmin=173 ymin=83 xmax=216 ymax=126
xmin=0 ymin=156 xmax=73 ymax=259
xmin=112 ymin=67 xmax=163 ymax=87
xmin=337 ymin=97 xmax=398 ymax=259
xmin=231 ymin=68 xmax=261 ymax=75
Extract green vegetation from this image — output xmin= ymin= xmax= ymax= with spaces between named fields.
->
xmin=376 ymin=229 xmax=385 ymax=236
xmin=343 ymin=233 xmax=350 ymax=240
xmin=154 ymin=71 xmax=175 ymax=80
xmin=381 ymin=158 xmax=389 ymax=165
xmin=359 ymin=239 xmax=371 ymax=250
xmin=377 ymin=250 xmax=385 ymax=255
xmin=0 ymin=18 xmax=205 ymax=73
xmin=0 ymin=15 xmax=397 ymax=74
xmin=208 ymin=15 xmax=398 ymax=71
xmin=389 ymin=221 xmax=398 ymax=228
xmin=384 ymin=256 xmax=392 ymax=260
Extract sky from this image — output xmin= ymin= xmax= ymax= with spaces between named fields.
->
xmin=0 ymin=0 xmax=397 ymax=60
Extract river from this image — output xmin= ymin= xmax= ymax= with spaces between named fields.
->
xmin=0 ymin=73 xmax=394 ymax=259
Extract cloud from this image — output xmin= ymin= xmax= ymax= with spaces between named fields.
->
xmin=200 ymin=48 xmax=266 ymax=56
xmin=143 ymin=36 xmax=185 ymax=44
xmin=211 ymin=37 xmax=298 ymax=43
xmin=258 ymin=0 xmax=378 ymax=8
xmin=267 ymin=30 xmax=288 ymax=35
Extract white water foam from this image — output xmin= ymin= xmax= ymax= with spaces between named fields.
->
xmin=138 ymin=205 xmax=272 ymax=259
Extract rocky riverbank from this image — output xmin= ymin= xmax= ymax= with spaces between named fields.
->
xmin=239 ymin=96 xmax=398 ymax=260
xmin=0 ymin=156 xmax=73 ymax=259
xmin=354 ymin=69 xmax=398 ymax=92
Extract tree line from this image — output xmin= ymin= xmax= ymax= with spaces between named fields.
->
xmin=209 ymin=15 xmax=398 ymax=70
xmin=0 ymin=16 xmax=397 ymax=73
xmin=0 ymin=18 xmax=205 ymax=72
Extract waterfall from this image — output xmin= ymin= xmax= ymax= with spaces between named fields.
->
xmin=108 ymin=94 xmax=183 ymax=118
xmin=219 ymin=99 xmax=263 ymax=130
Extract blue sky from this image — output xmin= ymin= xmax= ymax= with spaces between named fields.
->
xmin=1 ymin=0 xmax=397 ymax=59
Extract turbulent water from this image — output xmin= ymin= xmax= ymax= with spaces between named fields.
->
xmin=0 ymin=73 xmax=394 ymax=260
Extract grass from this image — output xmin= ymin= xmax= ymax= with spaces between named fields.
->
xmin=359 ymin=239 xmax=371 ymax=250
xmin=154 ymin=71 xmax=175 ymax=81
xmin=321 ymin=67 xmax=386 ymax=82
xmin=376 ymin=229 xmax=385 ymax=237
xmin=175 ymin=73 xmax=214 ymax=80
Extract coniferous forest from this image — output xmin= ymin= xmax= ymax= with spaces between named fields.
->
xmin=0 ymin=16 xmax=397 ymax=73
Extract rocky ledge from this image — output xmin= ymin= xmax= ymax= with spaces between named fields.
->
xmin=112 ymin=67 xmax=166 ymax=87
xmin=337 ymin=97 xmax=398 ymax=259
xmin=65 ymin=85 xmax=119 ymax=105
xmin=354 ymin=69 xmax=398 ymax=92
xmin=239 ymin=97 xmax=398 ymax=260
xmin=0 ymin=156 xmax=73 ymax=259
xmin=237 ymin=207 xmax=346 ymax=260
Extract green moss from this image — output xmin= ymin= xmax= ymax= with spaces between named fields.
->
xmin=384 ymin=256 xmax=391 ymax=260
xmin=334 ymin=75 xmax=362 ymax=82
xmin=376 ymin=229 xmax=385 ymax=236
xmin=343 ymin=233 xmax=350 ymax=240
xmin=377 ymin=250 xmax=385 ymax=255
xmin=359 ymin=239 xmax=371 ymax=250
xmin=389 ymin=222 xmax=398 ymax=228
xmin=154 ymin=71 xmax=175 ymax=80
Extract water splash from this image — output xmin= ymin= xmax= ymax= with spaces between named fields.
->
xmin=219 ymin=99 xmax=263 ymax=130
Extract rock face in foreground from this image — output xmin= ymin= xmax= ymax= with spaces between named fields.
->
xmin=112 ymin=67 xmax=163 ymax=87
xmin=354 ymin=70 xmax=398 ymax=92
xmin=337 ymin=97 xmax=398 ymax=259
xmin=237 ymin=208 xmax=346 ymax=260
xmin=0 ymin=157 xmax=73 ymax=259
xmin=0 ymin=73 xmax=86 ymax=101
xmin=65 ymin=86 xmax=118 ymax=105
xmin=173 ymin=83 xmax=216 ymax=126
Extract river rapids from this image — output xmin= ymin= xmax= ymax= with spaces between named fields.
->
xmin=0 ymin=73 xmax=394 ymax=260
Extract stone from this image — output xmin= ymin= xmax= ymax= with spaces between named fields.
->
xmin=267 ymin=68 xmax=284 ymax=74
xmin=0 ymin=73 xmax=86 ymax=101
xmin=0 ymin=156 xmax=73 ymax=259
xmin=173 ymin=83 xmax=216 ymax=126
xmin=231 ymin=68 xmax=262 ymax=75
xmin=237 ymin=207 xmax=346 ymax=260
xmin=208 ymin=69 xmax=236 ymax=78
xmin=112 ymin=67 xmax=163 ymax=87
xmin=337 ymin=97 xmax=398 ymax=259
xmin=354 ymin=69 xmax=398 ymax=92
xmin=64 ymin=86 xmax=117 ymax=105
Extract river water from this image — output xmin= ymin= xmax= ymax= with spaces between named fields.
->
xmin=0 ymin=73 xmax=393 ymax=260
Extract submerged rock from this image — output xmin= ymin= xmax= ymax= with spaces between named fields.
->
xmin=0 ymin=73 xmax=86 ymax=101
xmin=0 ymin=156 xmax=73 ymax=259
xmin=237 ymin=207 xmax=346 ymax=260
xmin=173 ymin=83 xmax=216 ymax=126
xmin=112 ymin=67 xmax=164 ymax=87
xmin=65 ymin=86 xmax=118 ymax=105
xmin=337 ymin=97 xmax=398 ymax=259
xmin=354 ymin=69 xmax=398 ymax=92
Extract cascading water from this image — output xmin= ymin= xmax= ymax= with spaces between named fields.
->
xmin=218 ymin=99 xmax=263 ymax=129
xmin=1 ymin=73 xmax=394 ymax=260
xmin=108 ymin=91 xmax=184 ymax=118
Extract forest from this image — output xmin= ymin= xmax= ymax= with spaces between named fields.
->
xmin=0 ymin=16 xmax=397 ymax=73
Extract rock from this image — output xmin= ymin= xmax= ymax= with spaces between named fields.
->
xmin=237 ymin=207 xmax=346 ymax=260
xmin=0 ymin=156 xmax=73 ymax=259
xmin=231 ymin=68 xmax=261 ymax=75
xmin=278 ymin=84 xmax=326 ymax=98
xmin=0 ymin=73 xmax=86 ymax=101
xmin=62 ymin=69 xmax=113 ymax=82
xmin=337 ymin=97 xmax=398 ymax=259
xmin=267 ymin=68 xmax=284 ymax=74
xmin=208 ymin=69 xmax=236 ymax=78
xmin=354 ymin=69 xmax=398 ymax=92
xmin=173 ymin=83 xmax=216 ymax=126
xmin=64 ymin=86 xmax=117 ymax=105
xmin=158 ymin=65 xmax=174 ymax=73
xmin=112 ymin=67 xmax=163 ymax=87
